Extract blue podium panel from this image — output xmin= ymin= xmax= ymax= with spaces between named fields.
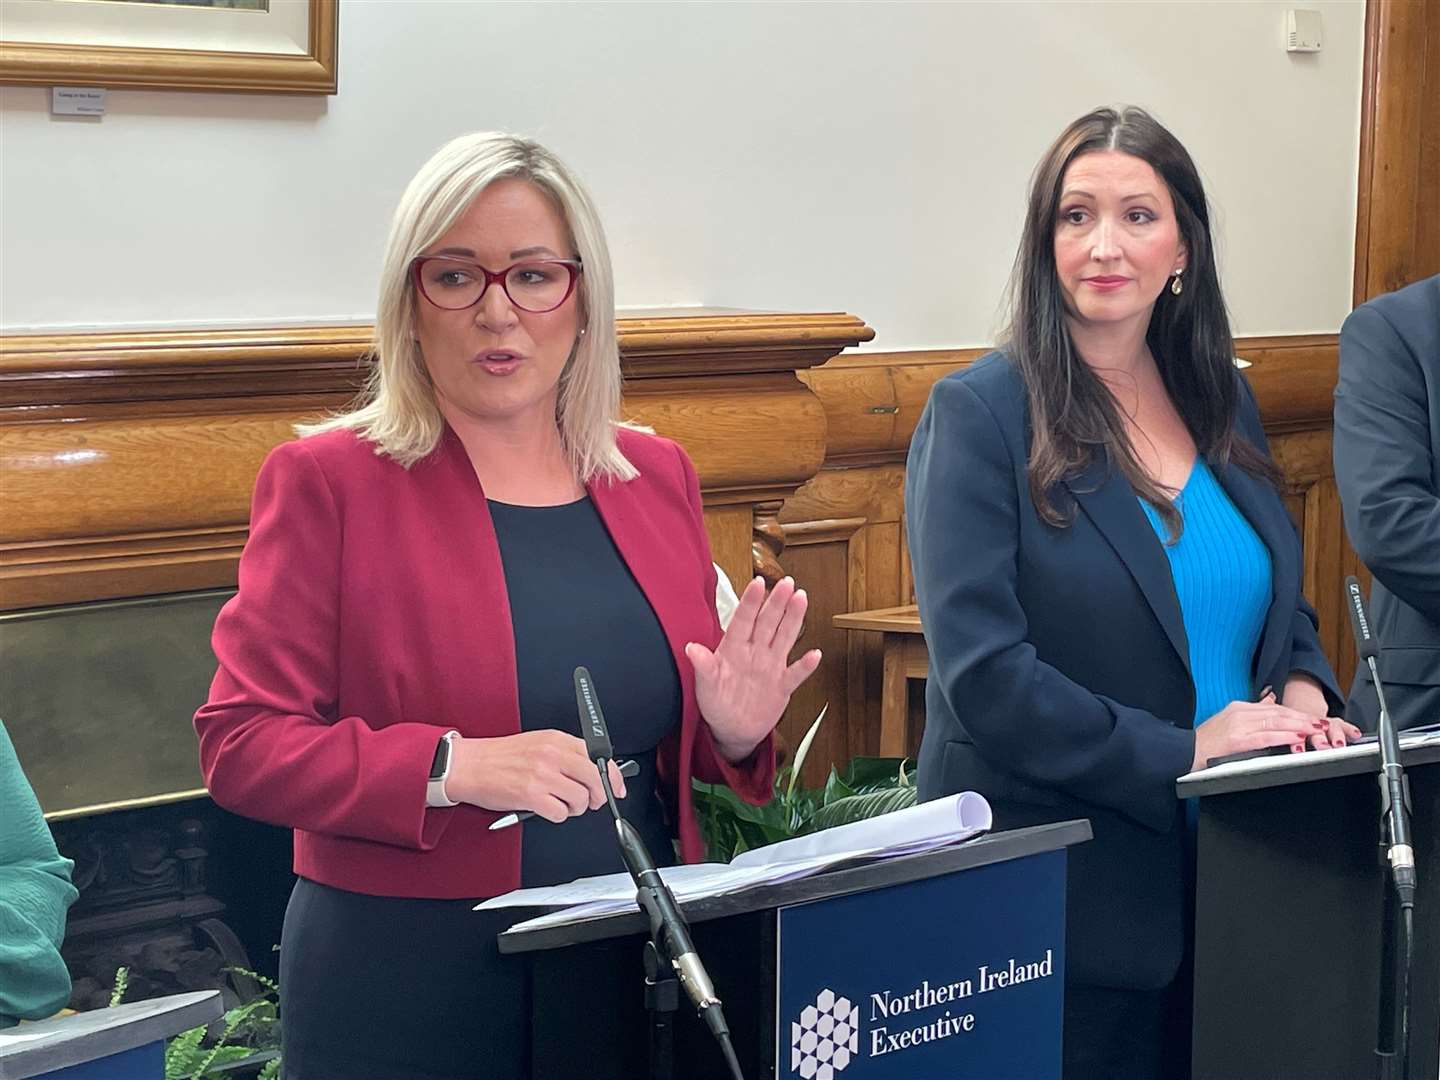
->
xmin=35 ymin=1042 xmax=162 ymax=1080
xmin=776 ymin=849 xmax=1065 ymax=1080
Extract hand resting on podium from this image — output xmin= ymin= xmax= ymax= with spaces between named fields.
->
xmin=1190 ymin=687 xmax=1358 ymax=773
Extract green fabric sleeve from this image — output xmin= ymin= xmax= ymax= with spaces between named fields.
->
xmin=0 ymin=719 xmax=79 ymax=1027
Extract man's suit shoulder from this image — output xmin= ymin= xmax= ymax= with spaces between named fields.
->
xmin=1343 ymin=274 xmax=1440 ymax=362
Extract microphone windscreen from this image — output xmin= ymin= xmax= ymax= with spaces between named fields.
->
xmin=573 ymin=666 xmax=614 ymax=761
xmin=1344 ymin=576 xmax=1380 ymax=663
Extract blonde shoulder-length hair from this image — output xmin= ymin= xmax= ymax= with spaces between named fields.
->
xmin=300 ymin=132 xmax=636 ymax=482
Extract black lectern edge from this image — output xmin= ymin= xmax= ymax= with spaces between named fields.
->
xmin=1 ymin=990 xmax=223 ymax=1080
xmin=1177 ymin=742 xmax=1440 ymax=800
xmin=497 ymin=819 xmax=1092 ymax=955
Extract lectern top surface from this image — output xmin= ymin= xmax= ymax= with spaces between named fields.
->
xmin=496 ymin=819 xmax=1091 ymax=955
xmin=0 ymin=990 xmax=222 ymax=1080
xmin=1177 ymin=730 xmax=1440 ymax=799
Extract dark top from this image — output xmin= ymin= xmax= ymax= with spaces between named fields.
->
xmin=906 ymin=352 xmax=1341 ymax=991
xmin=489 ymin=497 xmax=681 ymax=887
xmin=1334 ymin=273 xmax=1440 ymax=730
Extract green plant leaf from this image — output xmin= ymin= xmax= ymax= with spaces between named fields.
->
xmin=693 ymin=780 xmax=782 ymax=827
xmin=694 ymin=779 xmax=794 ymax=861
xmin=821 ymin=767 xmax=858 ymax=806
xmin=164 ymin=1027 xmax=206 ymax=1080
xmin=808 ymin=786 xmax=917 ymax=831
xmin=191 ymin=1044 xmax=255 ymax=1077
xmin=108 ymin=966 xmax=130 ymax=1008
xmin=223 ymin=965 xmax=280 ymax=996
xmin=842 ymin=757 xmax=911 ymax=793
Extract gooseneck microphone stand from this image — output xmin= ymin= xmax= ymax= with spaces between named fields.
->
xmin=573 ymin=667 xmax=746 ymax=1080
xmin=1346 ymin=577 xmax=1418 ymax=1080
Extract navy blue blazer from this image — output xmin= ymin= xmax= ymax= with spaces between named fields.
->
xmin=1334 ymin=274 xmax=1440 ymax=731
xmin=906 ymin=352 xmax=1341 ymax=990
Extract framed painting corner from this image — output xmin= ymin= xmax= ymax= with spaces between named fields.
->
xmin=0 ymin=0 xmax=337 ymax=95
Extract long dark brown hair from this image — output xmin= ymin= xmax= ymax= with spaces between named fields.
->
xmin=1004 ymin=106 xmax=1278 ymax=538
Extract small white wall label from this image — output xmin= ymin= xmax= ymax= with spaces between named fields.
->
xmin=51 ymin=88 xmax=107 ymax=117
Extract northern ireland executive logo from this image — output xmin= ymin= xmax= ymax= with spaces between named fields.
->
xmin=791 ymin=988 xmax=860 ymax=1078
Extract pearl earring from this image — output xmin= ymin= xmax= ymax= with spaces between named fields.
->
xmin=1170 ymin=269 xmax=1184 ymax=296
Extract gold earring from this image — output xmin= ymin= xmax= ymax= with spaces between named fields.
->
xmin=1170 ymin=269 xmax=1184 ymax=296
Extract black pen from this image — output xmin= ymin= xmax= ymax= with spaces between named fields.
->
xmin=487 ymin=758 xmax=639 ymax=830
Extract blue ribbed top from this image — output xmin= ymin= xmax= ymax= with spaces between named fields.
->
xmin=1140 ymin=460 xmax=1272 ymax=726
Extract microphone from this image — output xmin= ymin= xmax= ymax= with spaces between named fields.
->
xmin=1345 ymin=578 xmax=1418 ymax=1080
xmin=1345 ymin=577 xmax=1415 ymax=908
xmin=574 ymin=664 xmax=615 ymax=762
xmin=1345 ymin=575 xmax=1381 ymax=665
xmin=572 ymin=667 xmax=743 ymax=1078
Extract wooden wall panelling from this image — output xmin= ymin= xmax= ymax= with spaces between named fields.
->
xmin=1240 ymin=335 xmax=1368 ymax=683
xmin=699 ymin=506 xmax=756 ymax=602
xmin=0 ymin=312 xmax=873 ymax=612
xmin=1355 ymin=0 xmax=1440 ymax=303
xmin=774 ymin=518 xmax=868 ymax=784
xmin=776 ymin=460 xmax=906 ymax=768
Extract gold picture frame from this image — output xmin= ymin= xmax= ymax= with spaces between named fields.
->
xmin=0 ymin=0 xmax=337 ymax=94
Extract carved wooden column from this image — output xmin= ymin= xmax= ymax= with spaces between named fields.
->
xmin=750 ymin=501 xmax=787 ymax=586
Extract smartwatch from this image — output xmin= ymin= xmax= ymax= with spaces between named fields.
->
xmin=426 ymin=730 xmax=461 ymax=808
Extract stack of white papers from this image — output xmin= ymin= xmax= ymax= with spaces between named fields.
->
xmin=478 ymin=790 xmax=992 ymax=933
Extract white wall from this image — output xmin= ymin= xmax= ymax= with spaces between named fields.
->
xmin=0 ymin=0 xmax=1365 ymax=347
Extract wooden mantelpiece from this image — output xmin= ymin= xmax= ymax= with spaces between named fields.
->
xmin=0 ymin=311 xmax=873 ymax=612
xmin=0 ymin=316 xmax=1354 ymax=783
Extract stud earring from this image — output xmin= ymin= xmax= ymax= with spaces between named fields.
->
xmin=1170 ymin=269 xmax=1184 ymax=296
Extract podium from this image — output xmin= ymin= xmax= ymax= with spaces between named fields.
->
xmin=498 ymin=819 xmax=1088 ymax=1080
xmin=0 ymin=991 xmax=222 ymax=1080
xmin=1180 ymin=739 xmax=1440 ymax=1080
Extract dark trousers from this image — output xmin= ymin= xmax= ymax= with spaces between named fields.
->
xmin=279 ymin=878 xmax=530 ymax=1080
xmin=1063 ymin=978 xmax=1191 ymax=1080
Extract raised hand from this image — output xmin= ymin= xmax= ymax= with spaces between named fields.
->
xmin=685 ymin=576 xmax=822 ymax=763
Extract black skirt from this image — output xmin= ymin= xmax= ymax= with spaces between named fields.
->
xmin=279 ymin=878 xmax=531 ymax=1080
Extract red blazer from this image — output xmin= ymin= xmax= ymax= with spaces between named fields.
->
xmin=194 ymin=425 xmax=774 ymax=899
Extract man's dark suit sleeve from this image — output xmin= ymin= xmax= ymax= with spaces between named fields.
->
xmin=1334 ymin=303 xmax=1440 ymax=623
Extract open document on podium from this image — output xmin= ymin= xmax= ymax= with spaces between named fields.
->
xmin=476 ymin=790 xmax=993 ymax=932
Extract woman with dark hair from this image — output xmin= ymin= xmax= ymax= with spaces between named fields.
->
xmin=906 ymin=106 xmax=1357 ymax=1078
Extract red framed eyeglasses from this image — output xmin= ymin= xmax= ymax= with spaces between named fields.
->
xmin=411 ymin=256 xmax=582 ymax=313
